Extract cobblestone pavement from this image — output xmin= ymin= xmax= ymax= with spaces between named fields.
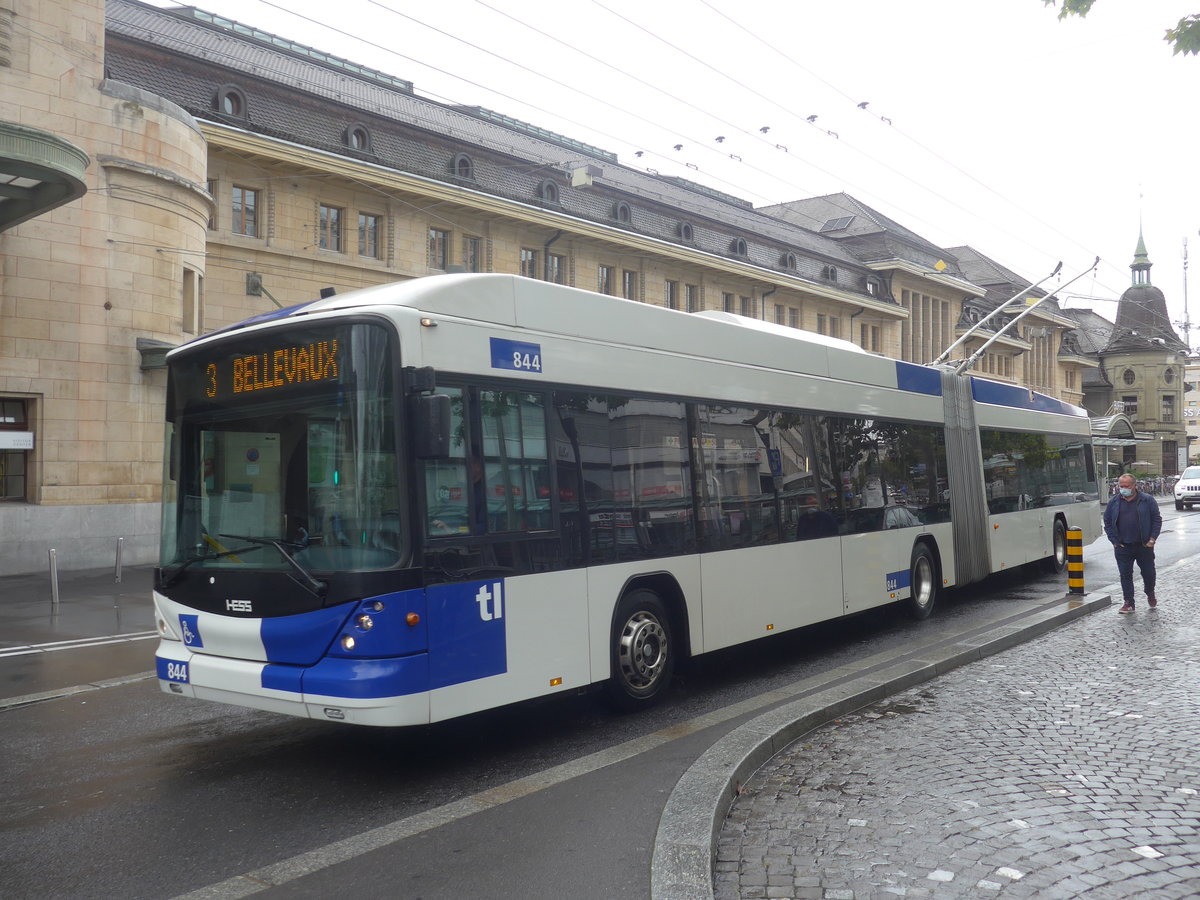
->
xmin=715 ymin=557 xmax=1200 ymax=900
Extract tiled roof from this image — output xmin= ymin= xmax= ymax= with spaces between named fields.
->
xmin=106 ymin=0 xmax=882 ymax=299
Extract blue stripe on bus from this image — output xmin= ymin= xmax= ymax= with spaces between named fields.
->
xmin=894 ymin=361 xmax=943 ymax=396
xmin=258 ymin=580 xmax=505 ymax=699
xmin=971 ymin=378 xmax=1084 ymax=415
xmin=260 ymin=602 xmax=359 ymax=666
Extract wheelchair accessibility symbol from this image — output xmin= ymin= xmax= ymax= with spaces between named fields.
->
xmin=179 ymin=614 xmax=203 ymax=648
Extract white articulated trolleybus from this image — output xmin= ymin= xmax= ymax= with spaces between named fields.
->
xmin=153 ymin=274 xmax=1102 ymax=726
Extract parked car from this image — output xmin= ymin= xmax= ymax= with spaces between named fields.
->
xmin=1175 ymin=466 xmax=1200 ymax=510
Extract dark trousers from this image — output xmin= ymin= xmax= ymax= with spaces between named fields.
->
xmin=1114 ymin=543 xmax=1156 ymax=605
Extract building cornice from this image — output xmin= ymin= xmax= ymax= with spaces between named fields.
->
xmin=866 ymin=258 xmax=986 ymax=296
xmin=202 ymin=122 xmax=907 ymax=319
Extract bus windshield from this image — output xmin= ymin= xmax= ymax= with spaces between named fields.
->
xmin=159 ymin=321 xmax=402 ymax=577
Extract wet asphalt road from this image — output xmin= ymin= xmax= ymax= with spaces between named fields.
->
xmin=2 ymin=505 xmax=1194 ymax=899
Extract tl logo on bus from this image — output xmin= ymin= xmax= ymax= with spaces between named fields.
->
xmin=475 ymin=582 xmax=504 ymax=621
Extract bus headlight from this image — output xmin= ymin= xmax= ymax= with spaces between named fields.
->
xmin=341 ymin=635 xmax=356 ymax=651
xmin=355 ymin=614 xmax=374 ymax=632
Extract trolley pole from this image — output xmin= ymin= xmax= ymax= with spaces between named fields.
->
xmin=1066 ymin=527 xmax=1085 ymax=595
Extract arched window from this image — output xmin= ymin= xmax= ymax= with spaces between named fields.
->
xmin=214 ymin=85 xmax=247 ymax=118
xmin=1123 ymin=368 xmax=1136 ymax=386
xmin=537 ymin=179 xmax=559 ymax=204
xmin=451 ymin=153 xmax=475 ymax=180
xmin=821 ymin=265 xmax=838 ymax=281
xmin=612 ymin=201 xmax=632 ymax=223
xmin=730 ymin=238 xmax=748 ymax=256
xmin=678 ymin=221 xmax=694 ymax=242
xmin=780 ymin=252 xmax=797 ymax=270
xmin=1164 ymin=367 xmax=1176 ymax=384
xmin=344 ymin=123 xmax=372 ymax=152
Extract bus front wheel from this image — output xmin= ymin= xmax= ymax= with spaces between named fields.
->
xmin=1040 ymin=519 xmax=1067 ymax=574
xmin=606 ymin=589 xmax=675 ymax=710
xmin=908 ymin=544 xmax=937 ymax=620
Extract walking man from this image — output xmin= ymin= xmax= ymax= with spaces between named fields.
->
xmin=1102 ymin=473 xmax=1162 ymax=613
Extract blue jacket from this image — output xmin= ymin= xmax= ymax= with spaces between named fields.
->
xmin=1102 ymin=490 xmax=1162 ymax=545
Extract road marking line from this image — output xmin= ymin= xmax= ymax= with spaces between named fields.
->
xmin=0 ymin=631 xmax=157 ymax=658
xmin=0 ymin=672 xmax=156 ymax=711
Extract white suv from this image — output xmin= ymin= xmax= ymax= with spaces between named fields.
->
xmin=1175 ymin=466 xmax=1200 ymax=510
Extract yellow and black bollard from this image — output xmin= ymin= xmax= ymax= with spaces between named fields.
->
xmin=1066 ymin=526 xmax=1085 ymax=595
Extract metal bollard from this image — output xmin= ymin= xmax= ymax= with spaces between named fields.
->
xmin=49 ymin=548 xmax=60 ymax=611
xmin=1066 ymin=526 xmax=1085 ymax=595
xmin=114 ymin=536 xmax=124 ymax=584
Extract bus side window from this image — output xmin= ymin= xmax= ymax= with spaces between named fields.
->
xmin=424 ymin=386 xmax=472 ymax=536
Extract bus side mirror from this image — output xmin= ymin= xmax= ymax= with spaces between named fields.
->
xmin=412 ymin=393 xmax=451 ymax=459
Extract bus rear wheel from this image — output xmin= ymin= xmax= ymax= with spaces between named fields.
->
xmin=908 ymin=544 xmax=937 ymax=620
xmin=606 ymin=589 xmax=675 ymax=711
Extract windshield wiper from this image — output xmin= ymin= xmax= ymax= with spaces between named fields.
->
xmin=162 ymin=543 xmax=262 ymax=588
xmin=218 ymin=534 xmax=328 ymax=598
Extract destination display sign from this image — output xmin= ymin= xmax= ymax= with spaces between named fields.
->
xmin=171 ymin=323 xmax=374 ymax=411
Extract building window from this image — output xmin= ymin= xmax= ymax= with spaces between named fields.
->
xmin=1163 ymin=394 xmax=1176 ymax=423
xmin=452 ymin=153 xmax=475 ymax=180
xmin=860 ymin=324 xmax=880 ymax=353
xmin=665 ymin=280 xmax=679 ymax=310
xmin=344 ymin=123 xmax=371 ymax=151
xmin=781 ymin=252 xmax=797 ymax=270
xmin=1165 ymin=367 xmax=1176 ymax=385
xmin=547 ymin=253 xmax=566 ymax=284
xmin=740 ymin=295 xmax=753 ymax=317
xmin=319 ymin=204 xmax=343 ymax=251
xmin=598 ymin=265 xmax=615 ymax=295
xmin=520 ymin=248 xmax=539 ymax=279
xmin=1123 ymin=368 xmax=1136 ymax=386
xmin=0 ymin=399 xmax=29 ymax=501
xmin=774 ymin=304 xmax=785 ymax=325
xmin=612 ymin=201 xmax=632 ymax=223
xmin=182 ymin=268 xmax=202 ymax=335
xmin=828 ymin=316 xmax=840 ymax=339
xmin=463 ymin=236 xmax=483 ymax=272
xmin=206 ymin=180 xmax=217 ymax=230
xmin=359 ymin=213 xmax=381 ymax=258
xmin=685 ymin=284 xmax=699 ymax=313
xmin=1066 ymin=369 xmax=1077 ymax=390
xmin=1163 ymin=440 xmax=1178 ymax=476
xmin=731 ymin=238 xmax=748 ymax=256
xmin=537 ymin=179 xmax=559 ymax=204
xmin=678 ymin=221 xmax=694 ymax=242
xmin=723 ymin=292 xmax=735 ymax=313
xmin=622 ymin=270 xmax=638 ymax=300
xmin=1122 ymin=395 xmax=1138 ymax=419
xmin=231 ymin=186 xmax=258 ymax=236
xmin=821 ymin=265 xmax=838 ymax=281
xmin=215 ymin=84 xmax=246 ymax=117
xmin=427 ymin=228 xmax=450 ymax=269
xmin=788 ymin=307 xmax=799 ymax=328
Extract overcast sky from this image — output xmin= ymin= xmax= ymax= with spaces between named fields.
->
xmin=145 ymin=0 xmax=1200 ymax=347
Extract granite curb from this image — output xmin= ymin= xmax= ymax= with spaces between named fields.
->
xmin=649 ymin=588 xmax=1115 ymax=900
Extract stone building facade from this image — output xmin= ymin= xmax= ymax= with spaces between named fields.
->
xmin=0 ymin=0 xmax=1106 ymax=573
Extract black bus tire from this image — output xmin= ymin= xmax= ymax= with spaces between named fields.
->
xmin=908 ymin=543 xmax=938 ymax=620
xmin=605 ymin=589 xmax=675 ymax=711
xmin=1040 ymin=518 xmax=1067 ymax=574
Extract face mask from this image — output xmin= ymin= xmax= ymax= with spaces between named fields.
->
xmin=1119 ymin=487 xmax=1134 ymax=498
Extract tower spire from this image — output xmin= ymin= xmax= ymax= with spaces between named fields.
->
xmin=1131 ymin=228 xmax=1152 ymax=286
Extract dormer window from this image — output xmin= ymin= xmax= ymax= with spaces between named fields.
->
xmin=537 ymin=179 xmax=560 ymax=204
xmin=451 ymin=153 xmax=475 ymax=180
xmin=821 ymin=265 xmax=838 ymax=281
xmin=780 ymin=252 xmax=797 ymax=270
xmin=730 ymin=238 xmax=748 ymax=257
xmin=214 ymin=85 xmax=247 ymax=118
xmin=678 ymin=221 xmax=694 ymax=242
xmin=344 ymin=124 xmax=372 ymax=152
xmin=612 ymin=201 xmax=632 ymax=224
